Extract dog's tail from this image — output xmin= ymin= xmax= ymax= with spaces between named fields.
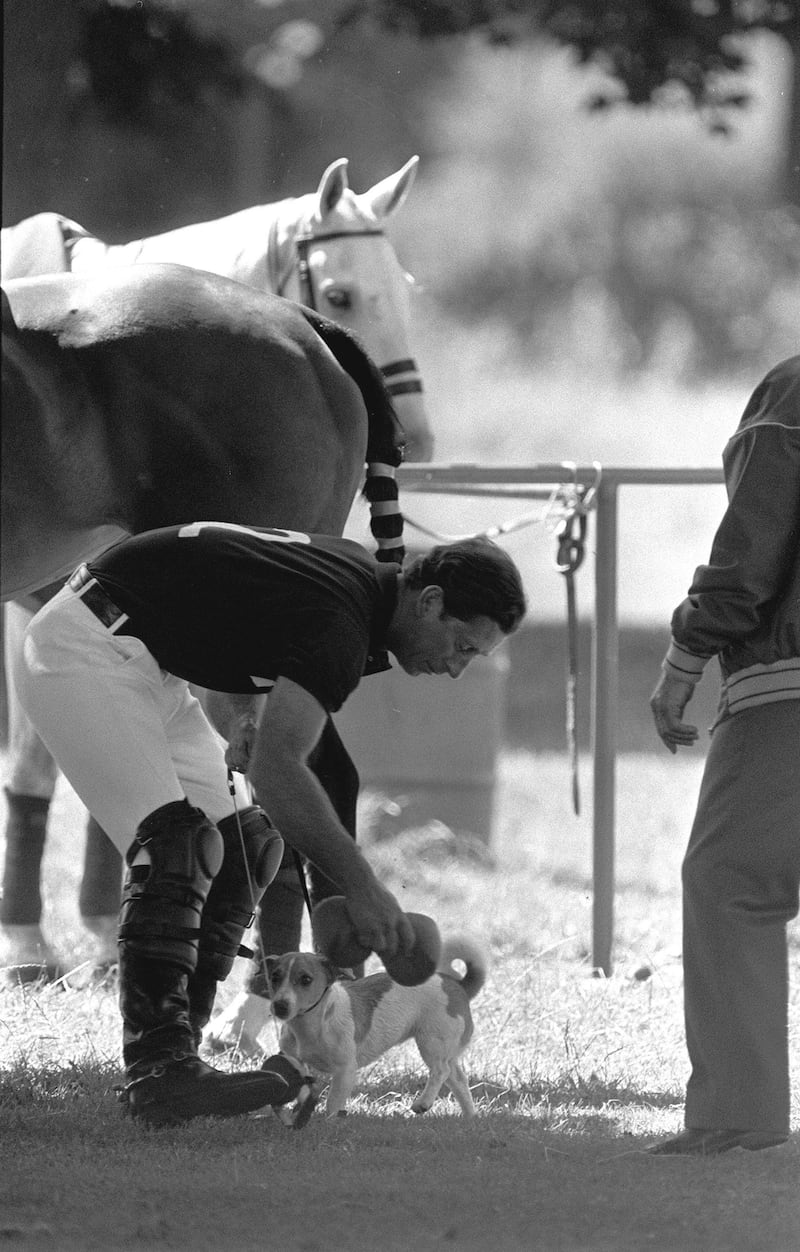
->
xmin=437 ymin=937 xmax=489 ymax=1002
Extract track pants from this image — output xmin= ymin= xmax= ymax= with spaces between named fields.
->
xmin=682 ymin=700 xmax=800 ymax=1135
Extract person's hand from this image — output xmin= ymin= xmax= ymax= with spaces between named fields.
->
xmin=344 ymin=879 xmax=415 ymax=958
xmin=650 ymin=671 xmax=700 ymax=754
xmin=224 ymin=713 xmax=259 ymax=774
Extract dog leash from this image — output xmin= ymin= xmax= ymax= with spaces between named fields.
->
xmin=227 ymin=770 xmax=273 ymax=975
xmin=227 ymin=770 xmax=319 ymax=1128
xmin=291 ymin=848 xmax=315 ymax=921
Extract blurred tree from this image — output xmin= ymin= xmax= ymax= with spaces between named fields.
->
xmin=342 ymin=0 xmax=800 ymax=204
xmin=2 ymin=0 xmax=449 ymax=232
xmin=2 ymin=0 xmax=248 ymax=231
xmin=78 ymin=0 xmax=244 ymax=122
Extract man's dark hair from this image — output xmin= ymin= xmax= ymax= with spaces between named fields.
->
xmin=403 ymin=538 xmax=527 ymax=634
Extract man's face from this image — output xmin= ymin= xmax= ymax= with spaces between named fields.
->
xmin=391 ymin=586 xmax=505 ymax=678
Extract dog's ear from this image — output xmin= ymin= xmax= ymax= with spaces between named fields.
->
xmin=263 ymin=955 xmax=281 ymax=992
xmin=336 ymin=966 xmax=357 ymax=982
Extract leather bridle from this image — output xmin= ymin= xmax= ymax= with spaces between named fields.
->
xmin=273 ymin=224 xmax=423 ymax=400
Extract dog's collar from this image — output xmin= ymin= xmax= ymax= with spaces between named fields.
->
xmin=295 ymin=984 xmax=332 ymax=1017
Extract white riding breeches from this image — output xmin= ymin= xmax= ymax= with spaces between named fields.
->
xmin=12 ymin=584 xmax=237 ymax=857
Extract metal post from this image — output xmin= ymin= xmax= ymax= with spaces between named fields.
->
xmin=591 ymin=477 xmax=619 ymax=975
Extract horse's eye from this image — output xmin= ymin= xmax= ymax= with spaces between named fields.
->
xmin=325 ymin=288 xmax=351 ymax=310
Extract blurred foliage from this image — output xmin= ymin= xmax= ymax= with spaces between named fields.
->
xmin=437 ymin=197 xmax=800 ymax=377
xmin=3 ymin=0 xmax=798 ymax=379
xmin=77 ymin=0 xmax=244 ymax=123
xmin=345 ymin=0 xmax=799 ymax=115
xmin=394 ymin=37 xmax=800 ymax=381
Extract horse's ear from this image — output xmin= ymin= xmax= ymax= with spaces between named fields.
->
xmin=362 ymin=155 xmax=419 ymax=222
xmin=315 ymin=158 xmax=350 ymax=219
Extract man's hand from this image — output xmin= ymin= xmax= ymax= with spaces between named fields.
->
xmin=649 ymin=671 xmax=700 ymax=754
xmin=344 ymin=880 xmax=415 ymax=959
xmin=224 ymin=713 xmax=259 ymax=774
xmin=204 ymin=691 xmax=263 ymax=772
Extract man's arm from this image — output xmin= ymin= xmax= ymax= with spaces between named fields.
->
xmin=246 ymin=676 xmax=414 ymax=957
xmin=651 ymin=390 xmax=799 ymax=752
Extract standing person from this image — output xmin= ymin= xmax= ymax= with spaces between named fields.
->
xmin=12 ymin=523 xmax=526 ymax=1126
xmin=649 ymin=355 xmax=800 ymax=1156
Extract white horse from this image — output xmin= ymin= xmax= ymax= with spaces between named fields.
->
xmin=0 ymin=157 xmax=433 ymax=981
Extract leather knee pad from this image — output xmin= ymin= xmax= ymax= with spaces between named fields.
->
xmin=197 ymin=806 xmax=284 ymax=981
xmin=119 ymin=799 xmax=223 ymax=973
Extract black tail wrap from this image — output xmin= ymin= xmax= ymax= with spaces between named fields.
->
xmin=363 ymin=469 xmax=405 ymax=565
xmin=299 ymin=308 xmax=406 ymax=566
xmin=299 ymin=308 xmax=405 ymax=469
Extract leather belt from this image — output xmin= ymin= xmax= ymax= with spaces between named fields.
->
xmin=68 ymin=564 xmax=130 ymax=633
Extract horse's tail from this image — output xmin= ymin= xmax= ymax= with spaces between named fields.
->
xmin=301 ymin=307 xmax=406 ymax=565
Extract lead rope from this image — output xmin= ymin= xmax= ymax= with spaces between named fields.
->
xmin=552 ymin=467 xmax=600 ymax=815
xmin=226 ymin=771 xmax=273 ymax=975
xmin=227 ymin=770 xmax=317 ymax=1104
xmin=404 ymin=463 xmax=601 ymax=816
xmin=555 ymin=506 xmax=587 ymax=816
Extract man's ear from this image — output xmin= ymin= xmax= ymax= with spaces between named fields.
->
xmin=416 ymin=585 xmax=444 ymax=616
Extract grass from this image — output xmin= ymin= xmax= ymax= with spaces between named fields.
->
xmin=1 ymin=750 xmax=798 ymax=1252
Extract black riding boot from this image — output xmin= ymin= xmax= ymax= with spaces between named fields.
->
xmin=187 ymin=804 xmax=284 ymax=1046
xmin=118 ymin=800 xmax=303 ymax=1126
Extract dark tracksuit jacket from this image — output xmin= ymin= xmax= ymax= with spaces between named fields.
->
xmin=662 ymin=354 xmax=800 ymax=717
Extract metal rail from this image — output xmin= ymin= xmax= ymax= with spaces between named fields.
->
xmin=397 ymin=462 xmax=725 ymax=974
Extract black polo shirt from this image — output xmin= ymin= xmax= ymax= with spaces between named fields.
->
xmin=87 ymin=523 xmax=397 ymax=711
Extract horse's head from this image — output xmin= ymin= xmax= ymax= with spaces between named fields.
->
xmin=275 ymin=157 xmax=434 ymax=463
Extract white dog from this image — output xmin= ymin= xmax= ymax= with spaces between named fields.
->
xmin=265 ymin=937 xmax=488 ymax=1119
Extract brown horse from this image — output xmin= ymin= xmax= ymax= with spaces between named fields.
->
xmin=1 ymin=262 xmax=404 ymax=982
xmin=2 ymin=263 xmax=403 ymax=601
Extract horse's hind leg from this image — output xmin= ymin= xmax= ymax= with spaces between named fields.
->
xmin=78 ymin=815 xmax=123 ymax=969
xmin=1 ymin=604 xmax=62 ymax=983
